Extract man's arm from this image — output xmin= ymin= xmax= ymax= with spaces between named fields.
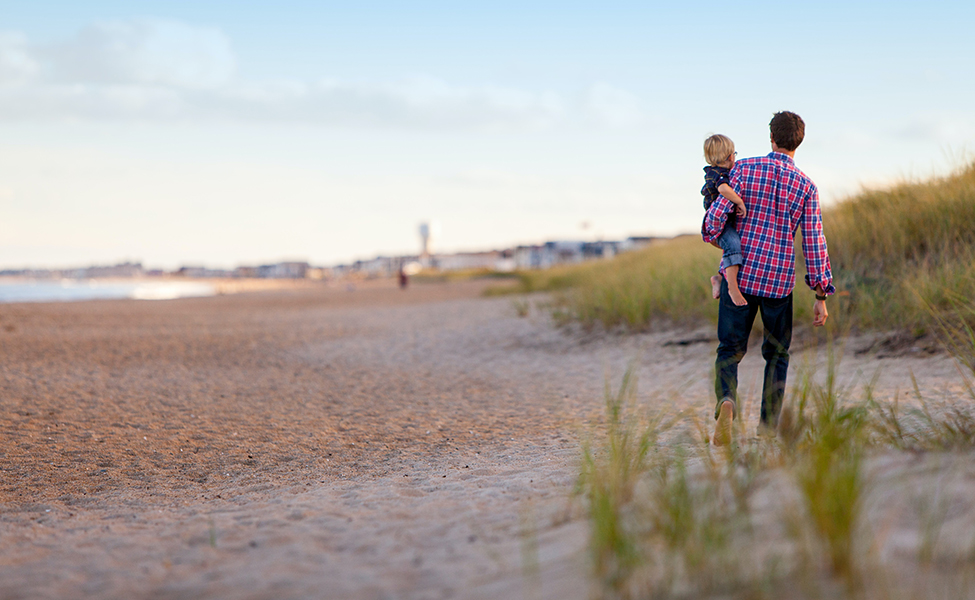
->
xmin=799 ymin=185 xmax=835 ymax=295
xmin=799 ymin=185 xmax=835 ymax=327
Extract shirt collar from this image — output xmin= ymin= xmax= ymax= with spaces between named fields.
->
xmin=768 ymin=151 xmax=795 ymax=165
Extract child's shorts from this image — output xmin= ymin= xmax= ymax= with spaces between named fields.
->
xmin=716 ymin=224 xmax=743 ymax=271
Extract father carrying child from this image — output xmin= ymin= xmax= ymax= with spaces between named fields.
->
xmin=702 ymin=111 xmax=834 ymax=446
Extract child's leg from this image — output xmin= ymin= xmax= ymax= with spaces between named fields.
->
xmin=716 ymin=226 xmax=747 ymax=306
xmin=725 ymin=265 xmax=747 ymax=306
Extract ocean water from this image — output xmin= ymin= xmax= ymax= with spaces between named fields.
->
xmin=0 ymin=280 xmax=217 ymax=303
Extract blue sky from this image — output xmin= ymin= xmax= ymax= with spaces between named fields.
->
xmin=1 ymin=1 xmax=974 ymax=269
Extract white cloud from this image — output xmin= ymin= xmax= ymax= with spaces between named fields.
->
xmin=0 ymin=74 xmax=568 ymax=130
xmin=0 ymin=32 xmax=39 ymax=84
xmin=46 ymin=18 xmax=236 ymax=88
xmin=198 ymin=76 xmax=566 ymax=129
xmin=585 ymin=82 xmax=644 ymax=128
xmin=375 ymin=76 xmax=566 ymax=129
xmin=894 ymin=113 xmax=975 ymax=146
xmin=0 ymin=83 xmax=186 ymax=120
xmin=0 ymin=19 xmax=641 ymax=131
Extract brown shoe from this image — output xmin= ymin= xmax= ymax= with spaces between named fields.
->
xmin=711 ymin=399 xmax=735 ymax=446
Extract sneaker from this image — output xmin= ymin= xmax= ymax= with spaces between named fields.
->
xmin=711 ymin=399 xmax=735 ymax=446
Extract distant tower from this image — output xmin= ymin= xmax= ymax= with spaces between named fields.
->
xmin=419 ymin=222 xmax=432 ymax=258
xmin=418 ymin=220 xmax=440 ymax=259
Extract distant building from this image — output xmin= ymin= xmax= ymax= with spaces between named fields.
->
xmin=434 ymin=251 xmax=504 ymax=272
xmin=176 ymin=266 xmax=209 ymax=278
xmin=0 ymin=232 xmax=669 ymax=284
xmin=233 ymin=266 xmax=259 ymax=278
xmin=1 ymin=262 xmax=148 ymax=279
xmin=582 ymin=241 xmax=620 ymax=260
xmin=621 ymin=236 xmax=657 ymax=251
xmin=351 ymin=257 xmax=396 ymax=278
xmin=71 ymin=262 xmax=145 ymax=279
xmin=257 ymin=262 xmax=310 ymax=279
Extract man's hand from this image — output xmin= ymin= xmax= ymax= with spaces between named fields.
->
xmin=733 ymin=201 xmax=747 ymax=218
xmin=813 ymin=299 xmax=828 ymax=327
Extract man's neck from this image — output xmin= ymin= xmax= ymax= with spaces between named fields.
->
xmin=770 ymin=142 xmax=796 ymax=158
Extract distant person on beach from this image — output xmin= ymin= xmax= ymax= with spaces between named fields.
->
xmin=701 ymin=134 xmax=748 ymax=306
xmin=702 ymin=111 xmax=834 ymax=445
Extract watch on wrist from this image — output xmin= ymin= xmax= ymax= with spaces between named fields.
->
xmin=815 ymin=293 xmax=828 ymax=301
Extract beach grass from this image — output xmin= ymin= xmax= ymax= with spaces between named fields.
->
xmin=496 ymin=236 xmax=720 ymax=331
xmin=826 ymin=160 xmax=975 ymax=333
xmin=495 ymin=160 xmax=975 ymax=337
xmin=578 ymin=345 xmax=975 ymax=599
xmin=412 ymin=267 xmax=518 ymax=283
xmin=789 ymin=366 xmax=868 ymax=583
xmin=577 ymin=368 xmax=659 ymax=592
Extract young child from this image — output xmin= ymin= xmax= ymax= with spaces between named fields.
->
xmin=702 ymin=134 xmax=747 ymax=306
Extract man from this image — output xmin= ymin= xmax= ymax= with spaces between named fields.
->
xmin=702 ymin=111 xmax=834 ymax=445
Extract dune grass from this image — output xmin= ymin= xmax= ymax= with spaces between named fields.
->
xmin=826 ymin=160 xmax=975 ymax=333
xmin=577 ymin=369 xmax=657 ymax=591
xmin=497 ymin=160 xmax=975 ymax=336
xmin=789 ymin=369 xmax=868 ymax=582
xmin=412 ymin=267 xmax=518 ymax=283
xmin=499 ymin=236 xmax=720 ymax=330
xmin=579 ymin=355 xmax=975 ymax=599
xmin=576 ymin=313 xmax=975 ymax=597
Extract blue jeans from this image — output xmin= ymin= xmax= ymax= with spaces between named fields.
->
xmin=715 ymin=219 xmax=743 ymax=271
xmin=714 ymin=278 xmax=793 ymax=426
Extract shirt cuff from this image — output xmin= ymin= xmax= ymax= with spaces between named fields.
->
xmin=701 ymin=198 xmax=734 ymax=242
xmin=805 ymin=274 xmax=835 ymax=296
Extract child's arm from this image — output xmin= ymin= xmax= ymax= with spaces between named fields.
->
xmin=717 ymin=183 xmax=746 ymax=218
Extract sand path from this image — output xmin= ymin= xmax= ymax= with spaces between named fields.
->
xmin=0 ymin=280 xmax=962 ymax=599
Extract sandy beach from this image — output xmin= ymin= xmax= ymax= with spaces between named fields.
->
xmin=0 ymin=279 xmax=966 ymax=599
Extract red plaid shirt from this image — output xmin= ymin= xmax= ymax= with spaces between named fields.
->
xmin=702 ymin=152 xmax=834 ymax=299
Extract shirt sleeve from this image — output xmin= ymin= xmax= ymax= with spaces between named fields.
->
xmin=799 ymin=185 xmax=836 ymax=295
xmin=702 ymin=196 xmax=734 ymax=243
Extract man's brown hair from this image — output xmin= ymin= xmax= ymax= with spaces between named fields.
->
xmin=769 ymin=111 xmax=804 ymax=151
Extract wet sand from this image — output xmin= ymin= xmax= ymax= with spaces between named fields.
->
xmin=0 ymin=279 xmax=964 ymax=599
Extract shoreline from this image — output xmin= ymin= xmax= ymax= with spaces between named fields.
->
xmin=0 ymin=276 xmax=329 ymax=304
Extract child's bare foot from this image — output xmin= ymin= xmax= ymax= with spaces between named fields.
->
xmin=724 ymin=265 xmax=747 ymax=306
xmin=728 ymin=287 xmax=748 ymax=306
xmin=710 ymin=275 xmax=721 ymax=299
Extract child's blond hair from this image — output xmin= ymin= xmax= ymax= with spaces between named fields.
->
xmin=704 ymin=134 xmax=735 ymax=167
